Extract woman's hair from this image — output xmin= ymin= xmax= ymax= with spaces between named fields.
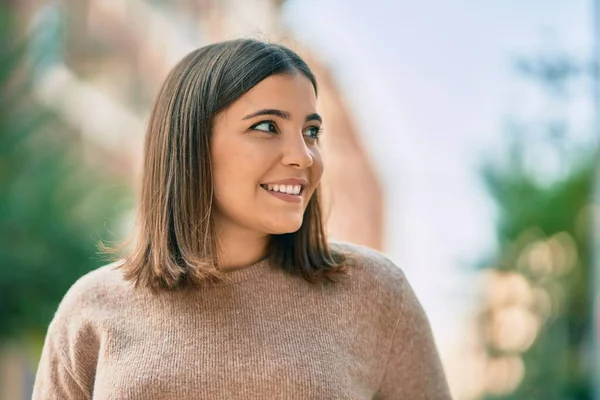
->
xmin=107 ymin=39 xmax=346 ymax=291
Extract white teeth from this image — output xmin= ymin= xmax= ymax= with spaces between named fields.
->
xmin=263 ymin=184 xmax=303 ymax=195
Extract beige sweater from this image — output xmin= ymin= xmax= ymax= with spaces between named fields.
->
xmin=33 ymin=242 xmax=452 ymax=399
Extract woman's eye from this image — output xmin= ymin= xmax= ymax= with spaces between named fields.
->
xmin=305 ymin=126 xmax=322 ymax=140
xmin=252 ymin=121 xmax=278 ymax=133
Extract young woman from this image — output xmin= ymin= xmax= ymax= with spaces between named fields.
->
xmin=33 ymin=39 xmax=452 ymax=399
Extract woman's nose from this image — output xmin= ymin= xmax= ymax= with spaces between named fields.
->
xmin=281 ymin=134 xmax=313 ymax=169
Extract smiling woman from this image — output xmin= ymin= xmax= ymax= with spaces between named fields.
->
xmin=32 ymin=39 xmax=452 ymax=399
xmin=116 ymin=40 xmax=342 ymax=289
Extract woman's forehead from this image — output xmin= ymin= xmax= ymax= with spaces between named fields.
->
xmin=228 ymin=74 xmax=317 ymax=116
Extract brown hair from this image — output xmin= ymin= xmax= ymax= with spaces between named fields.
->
xmin=107 ymin=39 xmax=346 ymax=291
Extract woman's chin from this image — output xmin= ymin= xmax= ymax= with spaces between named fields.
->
xmin=264 ymin=220 xmax=304 ymax=235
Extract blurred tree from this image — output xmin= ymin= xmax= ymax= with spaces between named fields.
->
xmin=477 ymin=50 xmax=595 ymax=399
xmin=0 ymin=5 xmax=130 ymax=343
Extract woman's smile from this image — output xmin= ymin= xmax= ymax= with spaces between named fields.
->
xmin=259 ymin=177 xmax=308 ymax=203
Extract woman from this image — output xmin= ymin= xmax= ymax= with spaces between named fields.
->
xmin=33 ymin=39 xmax=452 ymax=399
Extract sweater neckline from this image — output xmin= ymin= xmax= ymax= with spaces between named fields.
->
xmin=218 ymin=256 xmax=273 ymax=285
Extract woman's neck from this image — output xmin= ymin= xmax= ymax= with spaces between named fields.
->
xmin=215 ymin=225 xmax=270 ymax=271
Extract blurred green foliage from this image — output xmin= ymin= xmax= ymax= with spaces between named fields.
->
xmin=479 ymin=53 xmax=596 ymax=399
xmin=0 ymin=6 xmax=130 ymax=341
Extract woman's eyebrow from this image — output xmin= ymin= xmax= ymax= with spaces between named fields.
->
xmin=305 ymin=113 xmax=322 ymax=123
xmin=242 ymin=109 xmax=291 ymax=120
xmin=242 ymin=109 xmax=322 ymax=124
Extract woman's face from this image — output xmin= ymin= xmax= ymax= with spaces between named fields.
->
xmin=211 ymin=73 xmax=323 ymax=237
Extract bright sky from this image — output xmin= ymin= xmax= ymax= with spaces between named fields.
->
xmin=283 ymin=0 xmax=594 ymax=351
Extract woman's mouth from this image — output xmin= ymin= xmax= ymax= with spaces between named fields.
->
xmin=260 ymin=184 xmax=304 ymax=203
xmin=260 ymin=183 xmax=303 ymax=195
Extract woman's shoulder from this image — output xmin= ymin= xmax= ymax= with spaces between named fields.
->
xmin=64 ymin=260 xmax=130 ymax=300
xmin=40 ymin=262 xmax=132 ymax=362
xmin=328 ymin=241 xmax=408 ymax=306
xmin=329 ymin=240 xmax=406 ymax=280
xmin=49 ymin=261 xmax=132 ymax=326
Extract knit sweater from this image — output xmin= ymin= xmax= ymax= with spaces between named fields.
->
xmin=32 ymin=242 xmax=452 ymax=399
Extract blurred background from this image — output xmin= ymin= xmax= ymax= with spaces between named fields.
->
xmin=0 ymin=0 xmax=598 ymax=399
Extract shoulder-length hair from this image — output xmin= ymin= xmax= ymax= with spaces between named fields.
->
xmin=107 ymin=39 xmax=346 ymax=291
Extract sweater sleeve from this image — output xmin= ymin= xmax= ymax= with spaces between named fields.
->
xmin=376 ymin=278 xmax=453 ymax=399
xmin=32 ymin=280 xmax=99 ymax=400
xmin=32 ymin=328 xmax=91 ymax=400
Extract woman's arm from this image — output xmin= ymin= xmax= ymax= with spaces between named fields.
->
xmin=32 ymin=283 xmax=98 ymax=400
xmin=376 ymin=279 xmax=453 ymax=399
xmin=32 ymin=329 xmax=91 ymax=400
